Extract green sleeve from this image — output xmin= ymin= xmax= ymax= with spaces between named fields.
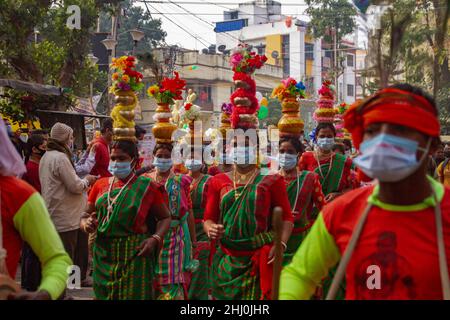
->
xmin=279 ymin=213 xmax=341 ymax=300
xmin=13 ymin=193 xmax=72 ymax=300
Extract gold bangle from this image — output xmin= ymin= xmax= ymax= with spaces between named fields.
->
xmin=151 ymin=234 xmax=162 ymax=245
xmin=281 ymin=241 xmax=287 ymax=251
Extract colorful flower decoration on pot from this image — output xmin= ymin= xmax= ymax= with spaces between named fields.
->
xmin=229 ymin=44 xmax=267 ymax=130
xmin=148 ymin=72 xmax=187 ymax=144
xmin=313 ymin=80 xmax=336 ymax=124
xmin=109 ymin=56 xmax=144 ymax=141
xmin=179 ymin=89 xmax=202 ymax=144
xmin=271 ymin=77 xmax=306 ymax=138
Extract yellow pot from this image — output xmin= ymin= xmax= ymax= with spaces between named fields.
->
xmin=278 ymin=115 xmax=304 ymax=135
xmin=152 ymin=122 xmax=177 ymax=142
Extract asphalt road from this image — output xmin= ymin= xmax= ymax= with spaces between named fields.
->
xmin=15 ymin=264 xmax=94 ymax=300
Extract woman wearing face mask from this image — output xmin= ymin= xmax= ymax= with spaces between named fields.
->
xmin=278 ymin=137 xmax=325 ymax=266
xmin=207 ymin=144 xmax=233 ymax=176
xmin=80 ymin=140 xmax=171 ymax=300
xmin=185 ymin=149 xmax=212 ymax=300
xmin=299 ymin=123 xmax=354 ymax=203
xmin=203 ymin=137 xmax=293 ymax=300
xmin=145 ymin=143 xmax=197 ymax=300
xmin=280 ymin=84 xmax=450 ymax=300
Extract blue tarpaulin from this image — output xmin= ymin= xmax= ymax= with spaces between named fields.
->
xmin=214 ymin=19 xmax=247 ymax=33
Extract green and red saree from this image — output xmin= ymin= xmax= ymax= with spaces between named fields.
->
xmin=204 ymin=172 xmax=293 ymax=300
xmin=299 ymin=151 xmax=353 ymax=196
xmin=282 ymin=171 xmax=325 ymax=266
xmin=88 ymin=176 xmax=166 ymax=300
xmin=188 ymin=174 xmax=212 ymax=300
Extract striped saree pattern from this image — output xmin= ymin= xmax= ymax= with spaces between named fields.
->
xmin=155 ymin=174 xmax=195 ymax=300
xmin=93 ymin=176 xmax=157 ymax=300
xmin=283 ymin=171 xmax=316 ymax=266
xmin=211 ymin=175 xmax=274 ymax=300
xmin=188 ymin=174 xmax=212 ymax=300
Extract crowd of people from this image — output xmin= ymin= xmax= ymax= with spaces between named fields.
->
xmin=1 ymin=83 xmax=450 ymax=300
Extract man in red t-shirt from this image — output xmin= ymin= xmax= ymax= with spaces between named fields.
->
xmin=90 ymin=118 xmax=113 ymax=178
xmin=280 ymin=83 xmax=450 ymax=300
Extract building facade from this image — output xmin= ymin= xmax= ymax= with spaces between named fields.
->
xmin=138 ymin=47 xmax=283 ymax=128
xmin=214 ymin=0 xmax=324 ymax=97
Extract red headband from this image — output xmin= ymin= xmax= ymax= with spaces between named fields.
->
xmin=344 ymin=88 xmax=440 ymax=149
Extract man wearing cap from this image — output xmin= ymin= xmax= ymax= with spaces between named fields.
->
xmin=280 ymin=84 xmax=450 ymax=300
xmin=39 ymin=123 xmax=97 ymax=279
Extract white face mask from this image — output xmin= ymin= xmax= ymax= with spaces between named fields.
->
xmin=19 ymin=134 xmax=28 ymax=143
xmin=231 ymin=146 xmax=257 ymax=167
xmin=353 ymin=133 xmax=431 ymax=182
xmin=317 ymin=137 xmax=334 ymax=151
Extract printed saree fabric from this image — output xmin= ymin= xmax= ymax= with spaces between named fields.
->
xmin=204 ymin=173 xmax=293 ymax=300
xmin=188 ymin=174 xmax=212 ymax=300
xmin=299 ymin=151 xmax=353 ymax=196
xmin=88 ymin=176 xmax=166 ymax=300
xmin=148 ymin=173 xmax=195 ymax=300
xmin=283 ymin=171 xmax=325 ymax=266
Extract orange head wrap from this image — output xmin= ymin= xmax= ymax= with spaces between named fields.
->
xmin=343 ymin=88 xmax=440 ymax=150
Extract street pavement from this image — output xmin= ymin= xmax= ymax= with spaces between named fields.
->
xmin=15 ymin=264 xmax=94 ymax=300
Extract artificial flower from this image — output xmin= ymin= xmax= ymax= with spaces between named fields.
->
xmin=122 ymin=75 xmax=130 ymax=83
xmin=295 ymin=81 xmax=306 ymax=91
xmin=112 ymin=73 xmax=119 ymax=80
xmin=230 ymin=53 xmax=244 ymax=67
xmin=148 ymin=85 xmax=160 ymax=96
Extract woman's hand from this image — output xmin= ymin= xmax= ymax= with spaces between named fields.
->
xmin=205 ymin=221 xmax=225 ymax=240
xmin=137 ymin=237 xmax=159 ymax=257
xmin=81 ymin=215 xmax=98 ymax=233
xmin=268 ymin=242 xmax=287 ymax=264
xmin=324 ymin=192 xmax=341 ymax=203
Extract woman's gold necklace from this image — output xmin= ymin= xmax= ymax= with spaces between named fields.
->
xmin=233 ymin=168 xmax=258 ymax=200
xmin=315 ymin=151 xmax=334 ymax=180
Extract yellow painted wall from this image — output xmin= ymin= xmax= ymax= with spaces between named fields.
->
xmin=306 ymin=60 xmax=313 ymax=77
xmin=265 ymin=34 xmax=282 ymax=66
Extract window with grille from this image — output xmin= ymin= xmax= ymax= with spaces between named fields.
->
xmin=347 ymin=54 xmax=354 ymax=67
xmin=305 ymin=43 xmax=314 ymax=60
xmin=347 ymin=84 xmax=354 ymax=97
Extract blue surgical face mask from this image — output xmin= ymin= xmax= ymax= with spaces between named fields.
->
xmin=279 ymin=153 xmax=298 ymax=170
xmin=109 ymin=161 xmax=133 ymax=179
xmin=153 ymin=157 xmax=173 ymax=173
xmin=185 ymin=159 xmax=203 ymax=172
xmin=231 ymin=146 xmax=257 ymax=166
xmin=317 ymin=137 xmax=335 ymax=151
xmin=353 ymin=133 xmax=431 ymax=182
